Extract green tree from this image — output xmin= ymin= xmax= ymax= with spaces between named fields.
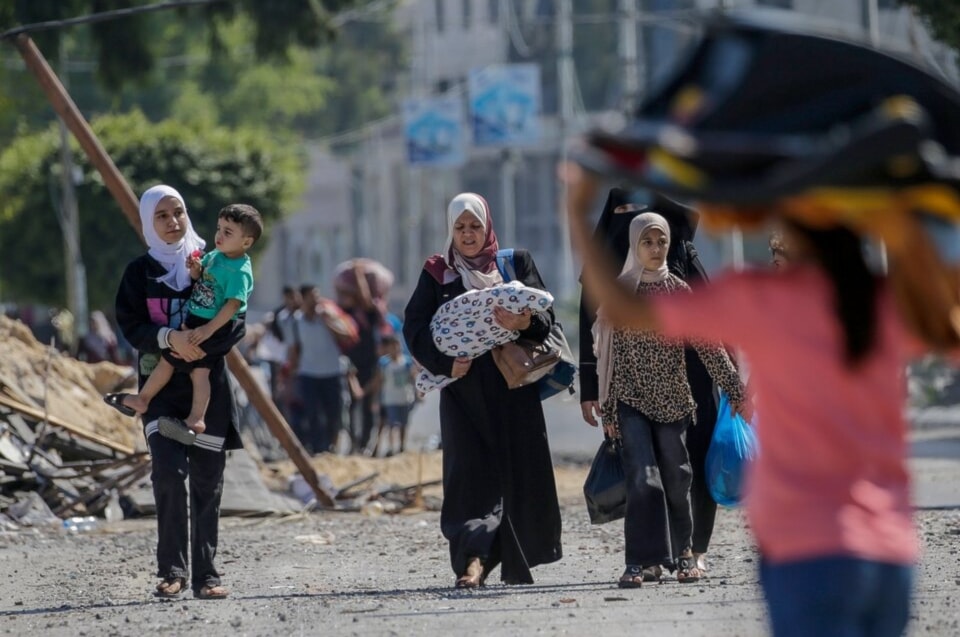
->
xmin=0 ymin=110 xmax=304 ymax=311
xmin=898 ymin=1 xmax=960 ymax=51
xmin=0 ymin=4 xmax=406 ymax=146
xmin=0 ymin=0 xmax=365 ymax=90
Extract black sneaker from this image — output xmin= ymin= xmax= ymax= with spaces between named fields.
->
xmin=158 ymin=417 xmax=197 ymax=446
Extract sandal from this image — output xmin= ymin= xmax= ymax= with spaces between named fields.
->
xmin=154 ymin=577 xmax=186 ymax=598
xmin=104 ymin=392 xmax=138 ymax=417
xmin=158 ymin=416 xmax=197 ymax=446
xmin=455 ymin=557 xmax=484 ymax=589
xmin=617 ymin=565 xmax=643 ymax=589
xmin=194 ymin=584 xmax=229 ymax=599
xmin=676 ymin=555 xmax=702 ymax=583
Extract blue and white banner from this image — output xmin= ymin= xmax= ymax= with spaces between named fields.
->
xmin=402 ymin=96 xmax=466 ymax=167
xmin=468 ymin=64 xmax=542 ymax=146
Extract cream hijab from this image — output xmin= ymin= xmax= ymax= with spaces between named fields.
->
xmin=618 ymin=212 xmax=671 ymax=288
xmin=594 ymin=212 xmax=672 ymax=404
xmin=443 ymin=193 xmax=504 ymax=290
xmin=139 ymin=184 xmax=205 ymax=291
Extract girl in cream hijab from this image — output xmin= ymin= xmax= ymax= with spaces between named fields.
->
xmin=591 ymin=211 xmax=744 ymax=588
xmin=593 ymin=212 xmax=673 ymax=409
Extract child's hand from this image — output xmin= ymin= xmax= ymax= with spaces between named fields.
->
xmin=188 ymin=325 xmax=212 ymax=346
xmin=187 ymin=250 xmax=204 ymax=280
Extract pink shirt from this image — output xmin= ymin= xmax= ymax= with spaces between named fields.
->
xmin=655 ymin=267 xmax=917 ymax=565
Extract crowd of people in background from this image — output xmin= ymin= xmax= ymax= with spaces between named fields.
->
xmin=241 ymin=270 xmax=420 ymax=458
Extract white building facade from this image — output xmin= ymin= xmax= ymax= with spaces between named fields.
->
xmin=250 ymin=0 xmax=958 ymax=315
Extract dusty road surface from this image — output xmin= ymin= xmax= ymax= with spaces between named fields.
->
xmin=1 ymin=427 xmax=959 ymax=637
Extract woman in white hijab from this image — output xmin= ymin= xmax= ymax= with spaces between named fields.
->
xmin=404 ymin=192 xmax=563 ymax=588
xmin=112 ymin=184 xmax=243 ymax=600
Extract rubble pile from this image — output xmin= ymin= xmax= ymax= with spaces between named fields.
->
xmin=0 ymin=315 xmax=143 ymax=527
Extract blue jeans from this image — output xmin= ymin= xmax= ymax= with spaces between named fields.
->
xmin=760 ymin=556 xmax=913 ymax=637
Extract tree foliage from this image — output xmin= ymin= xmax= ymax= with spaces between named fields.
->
xmin=0 ymin=0 xmax=365 ymax=90
xmin=0 ymin=3 xmax=406 ymax=145
xmin=898 ymin=1 xmax=960 ymax=51
xmin=0 ymin=110 xmax=304 ymax=311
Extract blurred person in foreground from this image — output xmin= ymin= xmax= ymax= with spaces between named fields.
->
xmin=564 ymin=12 xmax=960 ymax=636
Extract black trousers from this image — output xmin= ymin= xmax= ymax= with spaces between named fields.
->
xmin=685 ymin=348 xmax=720 ymax=554
xmin=149 ymin=429 xmax=226 ymax=592
xmin=294 ymin=374 xmax=342 ymax=454
xmin=618 ymin=401 xmax=694 ymax=568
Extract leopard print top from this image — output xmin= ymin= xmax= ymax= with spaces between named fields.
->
xmin=602 ymin=275 xmax=744 ymax=428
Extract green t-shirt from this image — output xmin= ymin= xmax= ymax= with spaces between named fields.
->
xmin=188 ymin=250 xmax=253 ymax=320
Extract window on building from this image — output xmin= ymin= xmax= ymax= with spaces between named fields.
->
xmin=435 ymin=0 xmax=445 ymax=32
xmin=463 ymin=0 xmax=472 ymax=29
xmin=757 ymin=0 xmax=792 ymax=7
xmin=488 ymin=0 xmax=499 ymax=24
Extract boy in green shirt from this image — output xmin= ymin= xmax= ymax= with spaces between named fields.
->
xmin=106 ymin=204 xmax=262 ymax=445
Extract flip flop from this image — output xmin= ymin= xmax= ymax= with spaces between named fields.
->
xmin=158 ymin=416 xmax=197 ymax=446
xmin=103 ymin=392 xmax=137 ymax=417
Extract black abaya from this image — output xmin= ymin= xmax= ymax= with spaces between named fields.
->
xmin=404 ymin=250 xmax=562 ymax=584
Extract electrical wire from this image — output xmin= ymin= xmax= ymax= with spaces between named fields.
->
xmin=0 ymin=0 xmax=228 ymax=41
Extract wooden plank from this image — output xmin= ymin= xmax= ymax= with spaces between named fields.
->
xmin=0 ymin=393 xmax=134 ymax=456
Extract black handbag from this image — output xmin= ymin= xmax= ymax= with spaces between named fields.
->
xmin=583 ymin=437 xmax=627 ymax=524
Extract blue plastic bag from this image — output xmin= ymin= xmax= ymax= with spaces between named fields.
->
xmin=705 ymin=391 xmax=759 ymax=507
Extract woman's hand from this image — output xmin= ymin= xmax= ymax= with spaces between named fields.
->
xmin=581 ymin=400 xmax=601 ymax=427
xmin=493 ymin=306 xmax=532 ymax=331
xmin=602 ymin=421 xmax=619 ymax=439
xmin=169 ymin=329 xmax=204 ymax=362
xmin=188 ymin=324 xmax=213 ymax=346
xmin=731 ymin=399 xmax=754 ymax=423
xmin=451 ymin=356 xmax=472 ymax=379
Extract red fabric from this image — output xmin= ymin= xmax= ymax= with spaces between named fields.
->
xmin=423 ymin=254 xmax=451 ymax=284
xmin=655 ymin=267 xmax=917 ymax=566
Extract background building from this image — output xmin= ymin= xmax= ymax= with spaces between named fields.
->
xmin=251 ymin=0 xmax=959 ymax=316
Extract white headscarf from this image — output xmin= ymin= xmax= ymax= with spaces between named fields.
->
xmin=139 ymin=184 xmax=205 ymax=291
xmin=443 ymin=193 xmax=503 ymax=290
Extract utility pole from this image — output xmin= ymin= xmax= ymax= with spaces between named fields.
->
xmin=619 ymin=0 xmax=640 ymax=110
xmin=405 ymin=4 xmax=426 ymax=289
xmin=56 ymin=41 xmax=88 ymax=348
xmin=862 ymin=0 xmax=880 ymax=45
xmin=500 ymin=149 xmax=518 ymax=248
xmin=556 ymin=0 xmax=575 ymax=301
xmin=862 ymin=0 xmax=888 ymax=272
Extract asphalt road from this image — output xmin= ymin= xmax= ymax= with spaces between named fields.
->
xmin=2 ymin=394 xmax=959 ymax=636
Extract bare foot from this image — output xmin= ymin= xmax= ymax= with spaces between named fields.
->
xmin=125 ymin=395 xmax=149 ymax=415
xmin=455 ymin=557 xmax=483 ymax=589
xmin=694 ymin=552 xmax=709 ymax=573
